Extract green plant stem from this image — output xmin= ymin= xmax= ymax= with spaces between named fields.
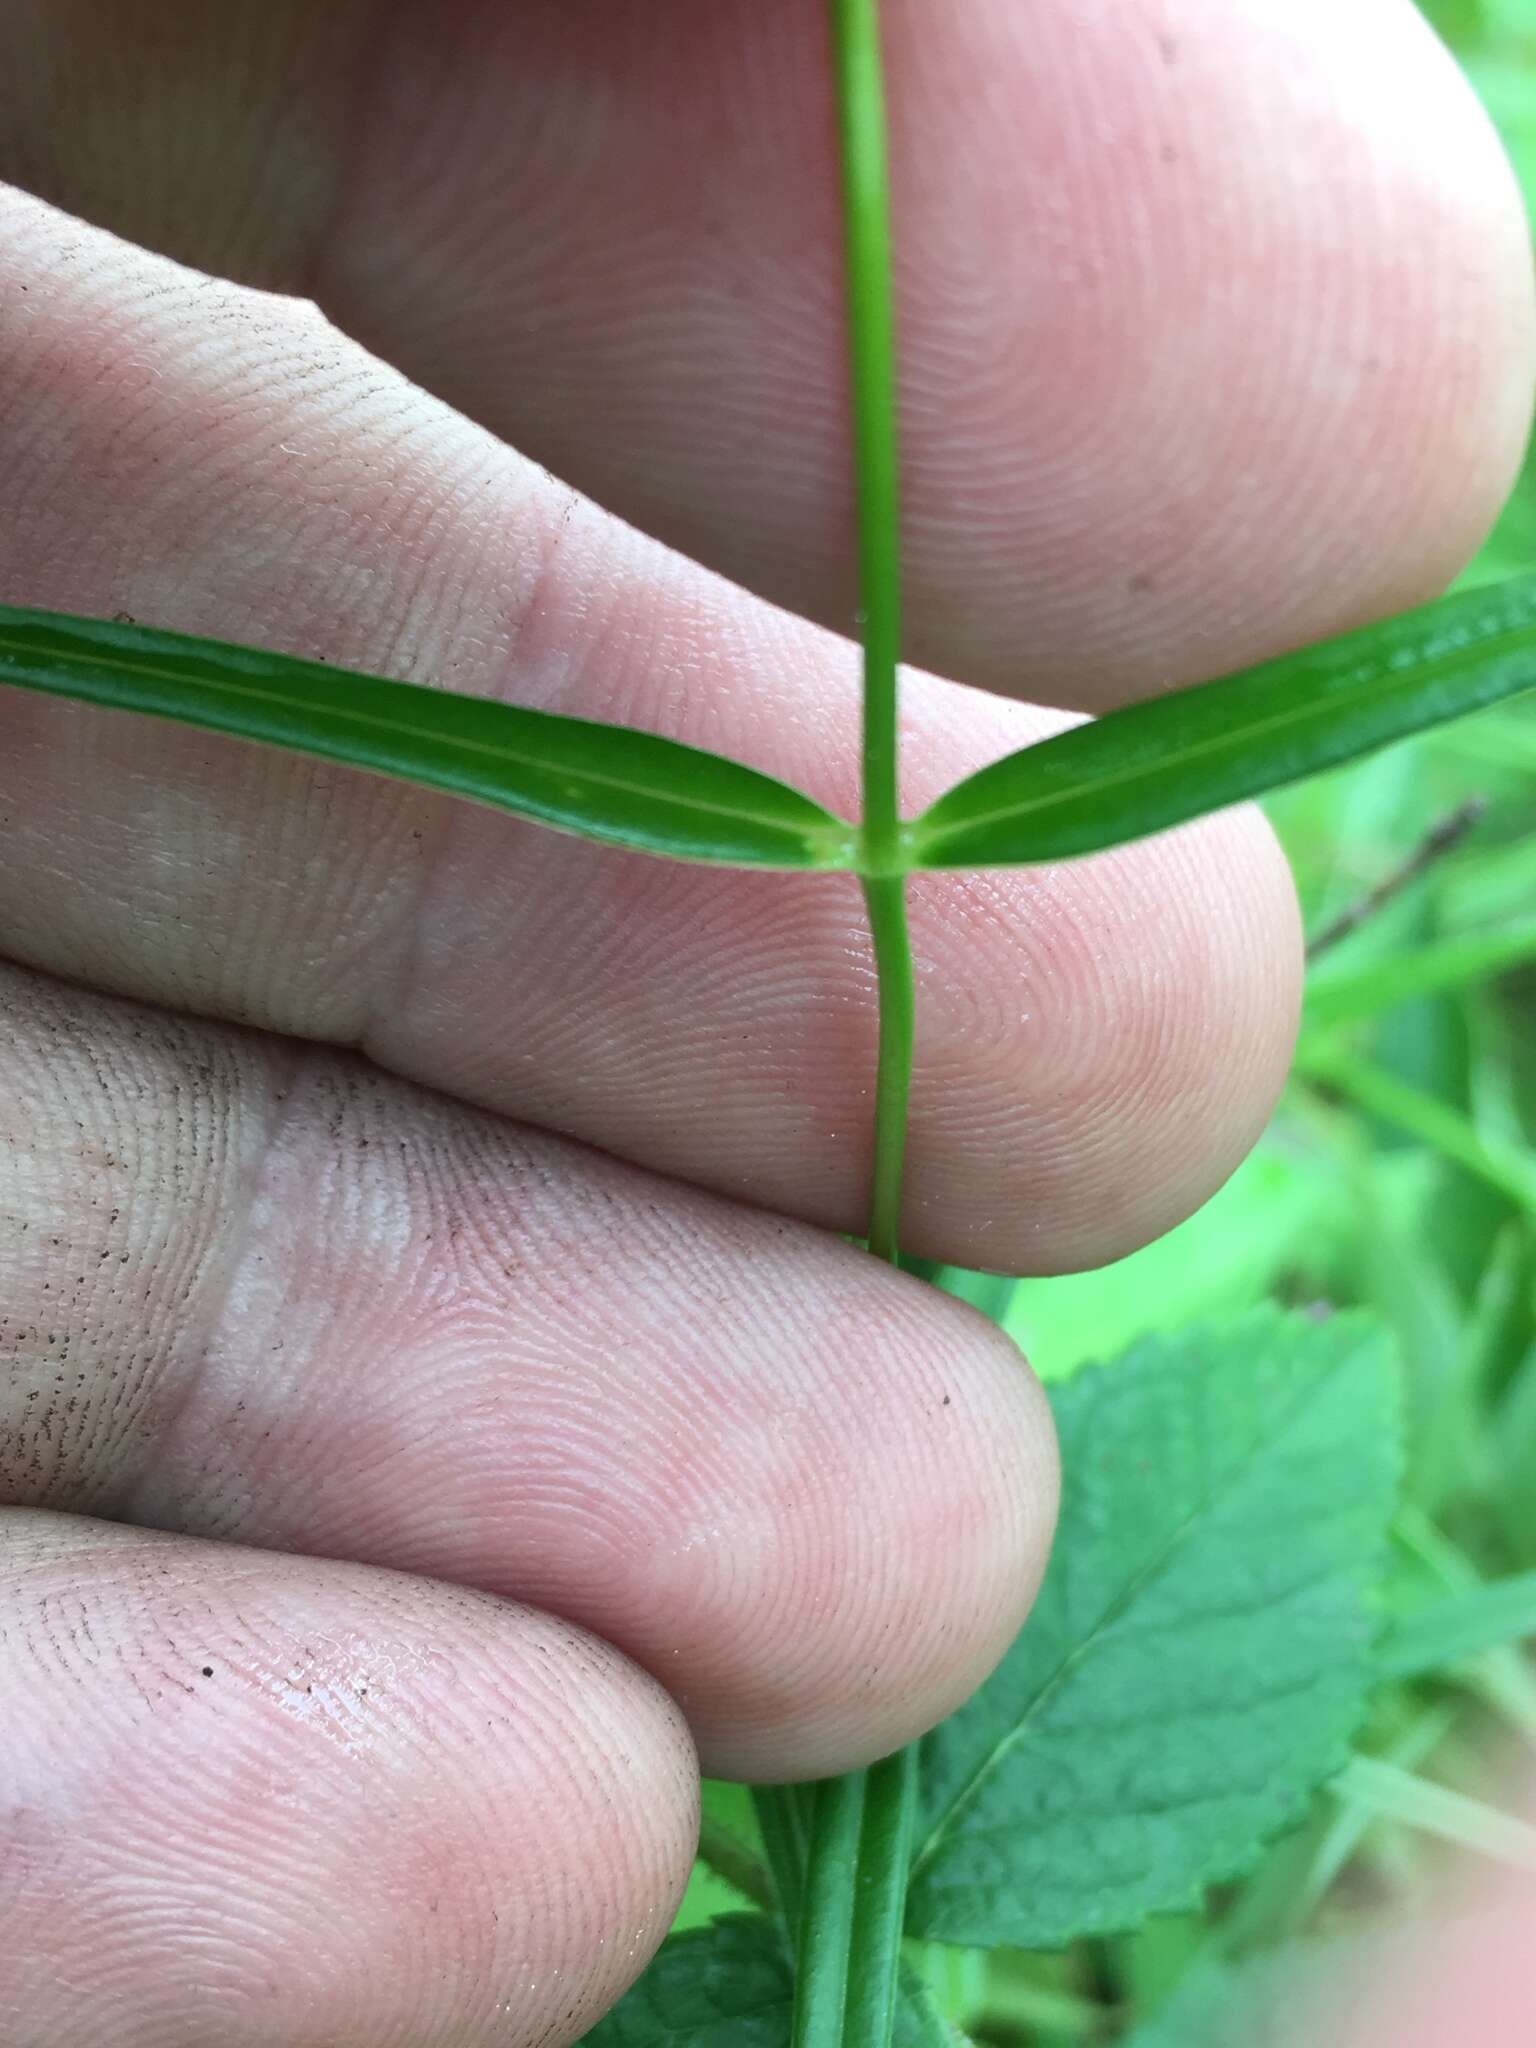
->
xmin=786 ymin=3 xmax=921 ymax=2046
xmin=833 ymin=0 xmax=902 ymax=884
xmin=793 ymin=1774 xmax=868 ymax=2045
xmin=862 ymin=874 xmax=915 ymax=1262
xmin=844 ymin=1746 xmax=920 ymax=2039
xmin=834 ymin=0 xmax=913 ymax=1267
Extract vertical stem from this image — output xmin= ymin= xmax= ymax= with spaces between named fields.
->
xmin=792 ymin=1775 xmax=869 ymax=2046
xmin=844 ymin=1745 xmax=920 ymax=2040
xmin=778 ymin=6 xmax=922 ymax=2048
xmin=831 ymin=0 xmax=910 ymax=1267
xmin=860 ymin=872 xmax=914 ymax=1262
xmin=833 ymin=0 xmax=904 ymax=889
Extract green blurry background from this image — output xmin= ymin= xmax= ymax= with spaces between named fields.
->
xmin=670 ymin=6 xmax=1536 ymax=2041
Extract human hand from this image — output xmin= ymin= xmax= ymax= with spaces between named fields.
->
xmin=1329 ymin=1860 xmax=1536 ymax=2046
xmin=1201 ymin=1807 xmax=1536 ymax=2047
xmin=0 ymin=3 xmax=1529 ymax=2042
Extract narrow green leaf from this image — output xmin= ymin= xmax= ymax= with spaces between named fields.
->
xmin=579 ymin=1918 xmax=952 ymax=2048
xmin=905 ymin=1310 xmax=1402 ymax=1949
xmin=0 ymin=604 xmax=856 ymax=872
xmin=1295 ymin=1041 xmax=1536 ymax=1219
xmin=908 ymin=576 xmax=1536 ymax=870
xmin=1381 ymin=1570 xmax=1536 ymax=1679
xmin=1392 ymin=1510 xmax=1536 ymax=1739
xmin=1331 ymin=1756 xmax=1536 ymax=1873
xmin=1305 ymin=921 xmax=1536 ymax=1028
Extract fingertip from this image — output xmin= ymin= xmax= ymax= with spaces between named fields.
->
xmin=1 ymin=1515 xmax=699 ymax=2047
xmin=904 ymin=783 xmax=1304 ymax=1273
xmin=588 ymin=1251 xmax=1062 ymax=1783
xmin=1310 ymin=0 xmax=1536 ymax=615
xmin=895 ymin=0 xmax=1536 ymax=706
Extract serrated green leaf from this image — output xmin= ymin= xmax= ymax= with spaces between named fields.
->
xmin=907 ymin=577 xmax=1536 ymax=870
xmin=580 ymin=1917 xmax=954 ymax=2048
xmin=580 ymin=1918 xmax=793 ymax=2048
xmin=0 ymin=604 xmax=856 ymax=872
xmin=905 ymin=1311 xmax=1402 ymax=1950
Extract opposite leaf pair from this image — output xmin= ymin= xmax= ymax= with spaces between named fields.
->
xmin=3 ymin=573 xmax=1536 ymax=879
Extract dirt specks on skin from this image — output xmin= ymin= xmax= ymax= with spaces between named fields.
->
xmin=0 ymin=961 xmax=285 ymax=1514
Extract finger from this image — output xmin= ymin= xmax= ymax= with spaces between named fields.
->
xmin=0 ymin=958 xmax=1058 ymax=1782
xmin=0 ymin=1510 xmax=696 ymax=2048
xmin=0 ymin=0 xmax=1529 ymax=704
xmin=0 ymin=202 xmax=1300 ymax=1274
xmin=1328 ymin=1904 xmax=1536 ymax=2047
xmin=1315 ymin=1801 xmax=1536 ymax=2047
